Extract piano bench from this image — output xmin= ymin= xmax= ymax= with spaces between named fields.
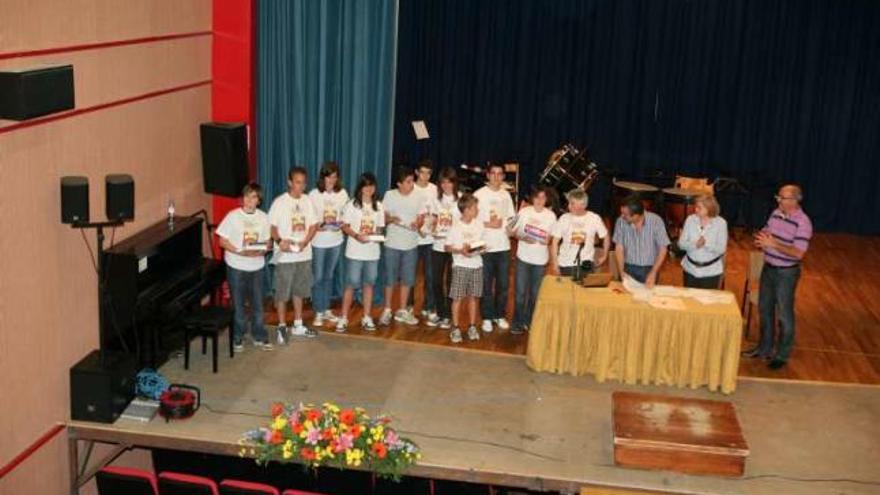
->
xmin=183 ymin=306 xmax=234 ymax=373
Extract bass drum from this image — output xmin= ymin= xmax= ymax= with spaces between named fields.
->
xmin=539 ymin=144 xmax=599 ymax=196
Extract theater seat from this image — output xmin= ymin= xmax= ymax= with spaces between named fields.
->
xmin=159 ymin=471 xmax=219 ymax=495
xmin=281 ymin=490 xmax=329 ymax=495
xmin=96 ymin=466 xmax=158 ymax=495
xmin=220 ymin=479 xmax=280 ymax=495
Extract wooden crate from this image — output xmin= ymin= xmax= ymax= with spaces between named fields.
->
xmin=612 ymin=391 xmax=749 ymax=477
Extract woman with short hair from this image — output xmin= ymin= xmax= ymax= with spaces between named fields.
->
xmin=678 ymin=195 xmax=727 ymax=289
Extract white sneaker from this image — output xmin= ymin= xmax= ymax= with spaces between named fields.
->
xmin=439 ymin=318 xmax=451 ymax=329
xmin=361 ymin=316 xmax=376 ymax=332
xmin=467 ymin=325 xmax=481 ymax=341
xmin=449 ymin=328 xmax=463 ymax=343
xmin=323 ymin=310 xmax=339 ymax=323
xmin=254 ymin=340 xmax=274 ymax=351
xmin=290 ymin=321 xmax=317 ymax=338
xmin=276 ymin=325 xmax=289 ymax=346
xmin=494 ymin=318 xmax=510 ymax=330
xmin=420 ymin=309 xmax=430 ymax=318
xmin=313 ymin=312 xmax=324 ymax=326
xmin=233 ymin=342 xmax=245 ymax=353
xmin=378 ymin=308 xmax=393 ymax=326
xmin=425 ymin=313 xmax=441 ymax=327
xmin=394 ymin=309 xmax=419 ymax=326
xmin=481 ymin=319 xmax=494 ymax=333
xmin=335 ymin=319 xmax=347 ymax=333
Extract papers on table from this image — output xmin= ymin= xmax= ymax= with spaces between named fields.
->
xmin=621 ymin=276 xmax=734 ymax=309
xmin=648 ymin=296 xmax=688 ymax=311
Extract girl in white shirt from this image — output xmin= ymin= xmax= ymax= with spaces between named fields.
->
xmin=678 ymin=195 xmax=727 ymax=289
xmin=511 ymin=185 xmax=557 ymax=334
xmin=426 ymin=166 xmax=461 ymax=329
xmin=338 ymin=172 xmax=385 ymax=331
xmin=308 ymin=162 xmax=349 ymax=326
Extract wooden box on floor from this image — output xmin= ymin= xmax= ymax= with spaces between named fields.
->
xmin=612 ymin=391 xmax=749 ymax=477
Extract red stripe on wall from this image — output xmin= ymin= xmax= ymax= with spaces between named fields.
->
xmin=0 ymin=31 xmax=213 ymax=60
xmin=0 ymin=424 xmax=65 ymax=480
xmin=0 ymin=80 xmax=212 ymax=135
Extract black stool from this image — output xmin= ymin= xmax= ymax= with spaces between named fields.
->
xmin=183 ymin=305 xmax=234 ymax=373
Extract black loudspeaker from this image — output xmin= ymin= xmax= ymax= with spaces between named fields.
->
xmin=0 ymin=65 xmax=75 ymax=120
xmin=106 ymin=174 xmax=135 ymax=221
xmin=200 ymin=122 xmax=248 ymax=197
xmin=70 ymin=349 xmax=136 ymax=423
xmin=61 ymin=176 xmax=89 ymax=224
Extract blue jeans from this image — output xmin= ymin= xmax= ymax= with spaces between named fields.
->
xmin=312 ymin=245 xmax=342 ymax=313
xmin=513 ymin=260 xmax=546 ymax=329
xmin=624 ymin=264 xmax=653 ymax=283
xmin=481 ymin=250 xmax=510 ymax=320
xmin=757 ymin=264 xmax=801 ymax=361
xmin=227 ymin=266 xmax=266 ymax=343
xmin=383 ymin=246 xmax=418 ymax=288
xmin=345 ymin=258 xmax=379 ymax=288
xmin=415 ymin=244 xmax=435 ymax=311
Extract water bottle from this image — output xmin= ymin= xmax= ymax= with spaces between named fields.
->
xmin=167 ymin=199 xmax=176 ymax=230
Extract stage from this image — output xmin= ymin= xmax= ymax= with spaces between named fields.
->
xmin=68 ymin=334 xmax=880 ymax=494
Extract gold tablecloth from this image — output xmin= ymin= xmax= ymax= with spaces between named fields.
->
xmin=526 ymin=277 xmax=743 ymax=394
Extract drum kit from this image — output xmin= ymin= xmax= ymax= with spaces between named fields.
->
xmin=538 ymin=144 xmax=599 ymax=197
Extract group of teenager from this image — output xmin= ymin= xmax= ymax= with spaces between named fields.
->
xmin=216 ymin=159 xmax=812 ymax=369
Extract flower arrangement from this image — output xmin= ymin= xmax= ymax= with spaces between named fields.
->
xmin=239 ymin=402 xmax=421 ymax=481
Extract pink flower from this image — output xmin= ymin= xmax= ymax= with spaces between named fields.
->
xmin=337 ymin=433 xmax=354 ymax=452
xmin=306 ymin=427 xmax=321 ymax=445
xmin=263 ymin=430 xmax=274 ymax=443
xmin=384 ymin=430 xmax=401 ymax=448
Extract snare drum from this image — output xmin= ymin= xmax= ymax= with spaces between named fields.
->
xmin=662 ymin=187 xmax=703 ymax=236
xmin=613 ymin=179 xmax=659 ymax=213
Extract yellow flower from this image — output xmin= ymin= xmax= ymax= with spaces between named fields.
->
xmin=271 ymin=416 xmax=287 ymax=431
xmin=323 ymin=402 xmax=340 ymax=413
xmin=282 ymin=449 xmax=293 ymax=460
xmin=303 ymin=420 xmax=314 ymax=430
xmin=345 ymin=448 xmax=364 ymax=467
xmin=284 ymin=439 xmax=293 ymax=449
xmin=370 ymin=425 xmax=384 ymax=441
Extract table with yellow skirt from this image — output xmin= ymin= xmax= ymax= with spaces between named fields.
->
xmin=526 ymin=276 xmax=743 ymax=394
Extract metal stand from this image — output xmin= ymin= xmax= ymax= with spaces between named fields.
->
xmin=68 ymin=433 xmax=132 ymax=495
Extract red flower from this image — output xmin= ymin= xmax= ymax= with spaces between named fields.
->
xmin=270 ymin=430 xmax=283 ymax=445
xmin=321 ymin=428 xmax=335 ymax=441
xmin=271 ymin=403 xmax=284 ymax=418
xmin=292 ymin=422 xmax=304 ymax=435
xmin=371 ymin=442 xmax=387 ymax=459
xmin=349 ymin=424 xmax=363 ymax=438
xmin=300 ymin=447 xmax=316 ymax=461
xmin=306 ymin=409 xmax=322 ymax=422
xmin=339 ymin=409 xmax=356 ymax=426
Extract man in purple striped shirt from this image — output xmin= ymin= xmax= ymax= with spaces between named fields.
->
xmin=743 ymin=184 xmax=812 ymax=370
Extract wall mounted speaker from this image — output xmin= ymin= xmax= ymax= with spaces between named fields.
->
xmin=0 ymin=65 xmax=75 ymax=120
xmin=200 ymin=122 xmax=248 ymax=197
xmin=61 ymin=176 xmax=89 ymax=224
xmin=105 ymin=174 xmax=134 ymax=221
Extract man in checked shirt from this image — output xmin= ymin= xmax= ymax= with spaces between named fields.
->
xmin=744 ymin=184 xmax=813 ymax=370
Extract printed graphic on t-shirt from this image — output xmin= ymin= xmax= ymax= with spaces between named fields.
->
xmin=489 ymin=200 xmax=500 ymax=223
xmin=523 ymin=218 xmax=549 ymax=244
xmin=291 ymin=206 xmax=306 ymax=239
xmin=437 ymin=208 xmax=454 ymax=233
xmin=323 ymin=200 xmax=340 ymax=229
xmin=570 ymin=222 xmax=586 ymax=245
xmin=359 ymin=214 xmax=376 ymax=235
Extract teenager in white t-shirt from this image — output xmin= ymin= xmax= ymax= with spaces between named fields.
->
xmin=308 ymin=161 xmax=350 ymax=327
xmin=411 ymin=160 xmax=439 ymax=316
xmin=511 ymin=185 xmax=557 ymax=334
xmin=445 ymin=194 xmax=486 ymax=343
xmin=268 ymin=166 xmax=319 ymax=342
xmin=337 ymin=172 xmax=385 ymax=332
xmin=216 ymin=183 xmax=272 ymax=351
xmin=425 ymin=166 xmax=460 ymax=329
xmin=379 ymin=167 xmax=425 ymax=327
xmin=549 ymin=188 xmax=609 ymax=277
xmin=473 ymin=163 xmax=516 ymax=333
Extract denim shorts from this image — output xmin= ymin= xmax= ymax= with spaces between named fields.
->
xmin=345 ymin=258 xmax=379 ymax=288
xmin=383 ymin=246 xmax=418 ymax=287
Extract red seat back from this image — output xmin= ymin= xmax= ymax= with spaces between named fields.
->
xmin=97 ymin=466 xmax=158 ymax=495
xmin=220 ymin=479 xmax=280 ymax=495
xmin=159 ymin=471 xmax=219 ymax=495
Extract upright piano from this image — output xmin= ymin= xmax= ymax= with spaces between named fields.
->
xmin=103 ymin=216 xmax=224 ymax=367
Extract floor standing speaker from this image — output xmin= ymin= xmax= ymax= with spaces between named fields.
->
xmin=0 ymin=65 xmax=75 ymax=120
xmin=70 ymin=349 xmax=136 ymax=423
xmin=106 ymin=174 xmax=135 ymax=221
xmin=200 ymin=122 xmax=249 ymax=197
xmin=61 ymin=176 xmax=89 ymax=224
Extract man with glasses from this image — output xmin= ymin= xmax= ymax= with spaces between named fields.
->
xmin=743 ymin=184 xmax=813 ymax=370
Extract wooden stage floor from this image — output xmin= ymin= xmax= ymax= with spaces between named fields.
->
xmin=264 ymin=231 xmax=880 ymax=385
xmin=70 ymin=334 xmax=880 ymax=494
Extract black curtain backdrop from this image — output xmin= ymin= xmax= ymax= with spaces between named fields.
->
xmin=393 ymin=0 xmax=880 ymax=233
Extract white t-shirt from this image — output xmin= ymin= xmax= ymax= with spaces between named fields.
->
xmin=513 ymin=206 xmax=557 ymax=266
xmin=414 ymin=182 xmax=438 ymax=245
xmin=446 ymin=217 xmax=485 ymax=269
xmin=308 ymin=188 xmax=350 ymax=249
xmin=552 ymin=211 xmax=608 ymax=268
xmin=268 ymin=192 xmax=318 ymax=263
xmin=216 ymin=207 xmax=271 ymax=272
xmin=382 ymin=189 xmax=426 ymax=251
xmin=474 ymin=185 xmax=515 ymax=252
xmin=428 ymin=192 xmax=461 ymax=252
xmin=342 ymin=200 xmax=385 ymax=261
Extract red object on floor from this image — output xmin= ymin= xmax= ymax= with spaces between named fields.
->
xmin=220 ymin=479 xmax=280 ymax=495
xmin=96 ymin=466 xmax=158 ymax=495
xmin=158 ymin=471 xmax=219 ymax=495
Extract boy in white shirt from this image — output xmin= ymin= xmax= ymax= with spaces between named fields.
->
xmin=473 ymin=163 xmax=516 ymax=333
xmin=308 ymin=161 xmax=349 ymax=326
xmin=411 ymin=160 xmax=438 ymax=317
xmin=379 ymin=167 xmax=425 ymax=326
xmin=216 ymin=183 xmax=272 ymax=352
xmin=550 ymin=189 xmax=609 ymax=277
xmin=268 ymin=166 xmax=319 ymax=343
xmin=511 ymin=185 xmax=557 ymax=334
xmin=338 ymin=172 xmax=385 ymax=332
xmin=445 ymin=194 xmax=485 ymax=343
